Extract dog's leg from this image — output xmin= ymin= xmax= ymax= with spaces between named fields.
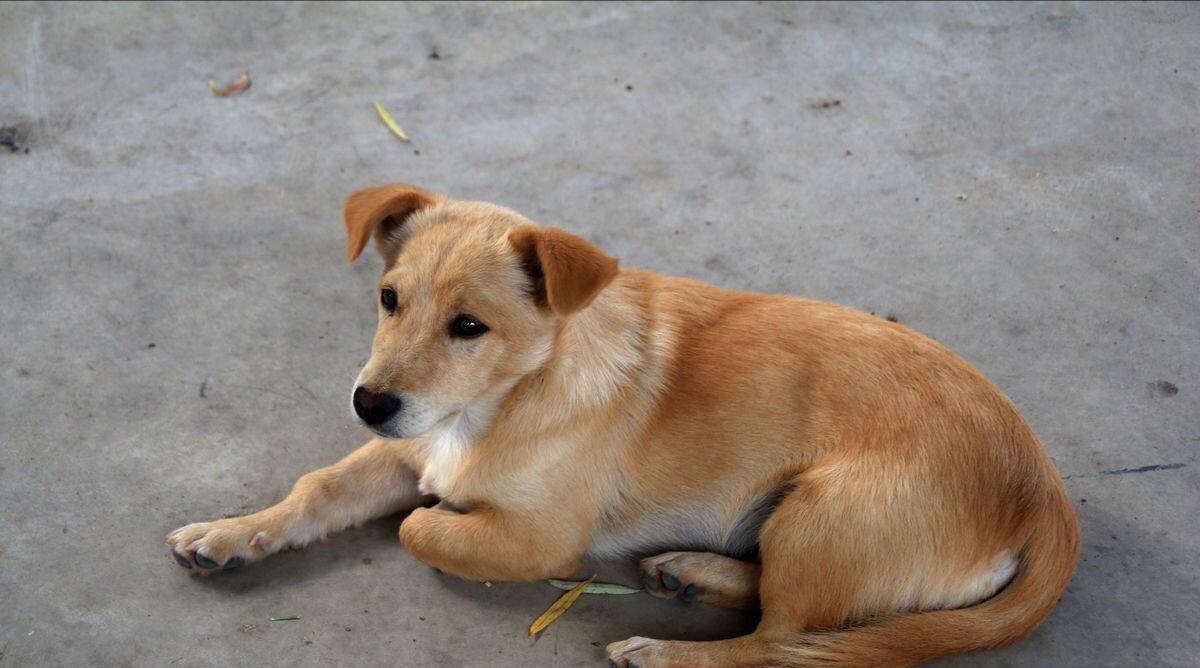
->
xmin=166 ymin=438 xmax=424 ymax=573
xmin=399 ymin=505 xmax=584 ymax=581
xmin=610 ymin=460 xmax=1031 ymax=667
xmin=640 ymin=551 xmax=761 ymax=609
xmin=607 ymin=634 xmax=783 ymax=668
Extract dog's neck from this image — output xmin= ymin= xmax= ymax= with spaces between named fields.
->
xmin=417 ymin=380 xmax=515 ymax=496
xmin=523 ymin=275 xmax=663 ymax=429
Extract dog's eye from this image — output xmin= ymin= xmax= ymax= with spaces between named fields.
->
xmin=449 ymin=314 xmax=488 ymax=338
xmin=380 ymin=288 xmax=398 ymax=313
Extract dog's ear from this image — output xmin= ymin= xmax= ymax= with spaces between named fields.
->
xmin=343 ymin=183 xmax=440 ymax=264
xmin=507 ymin=227 xmax=619 ymax=316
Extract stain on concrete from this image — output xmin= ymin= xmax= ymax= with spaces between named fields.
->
xmin=1149 ymin=380 xmax=1179 ymax=397
xmin=1 ymin=123 xmax=31 ymax=153
xmin=1064 ymin=462 xmax=1188 ymax=480
xmin=1099 ymin=463 xmax=1187 ymax=476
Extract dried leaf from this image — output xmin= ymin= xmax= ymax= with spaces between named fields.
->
xmin=374 ymin=101 xmax=410 ymax=142
xmin=528 ymin=574 xmax=595 ymax=637
xmin=269 ymin=615 xmax=300 ymax=622
xmin=547 ymin=579 xmax=642 ymax=595
xmin=208 ymin=74 xmax=252 ymax=97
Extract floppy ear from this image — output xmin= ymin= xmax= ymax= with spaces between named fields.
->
xmin=342 ymin=183 xmax=440 ymax=264
xmin=507 ymin=226 xmax=619 ymax=316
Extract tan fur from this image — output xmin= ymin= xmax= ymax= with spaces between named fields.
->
xmin=168 ymin=183 xmax=1080 ymax=667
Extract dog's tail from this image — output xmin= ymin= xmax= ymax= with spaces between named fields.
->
xmin=778 ymin=490 xmax=1080 ymax=667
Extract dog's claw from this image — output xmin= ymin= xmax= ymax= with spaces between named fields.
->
xmin=223 ymin=556 xmax=245 ymax=570
xmin=194 ymin=552 xmax=219 ymax=569
xmin=680 ymin=583 xmax=698 ymax=602
xmin=642 ymin=572 xmax=660 ymax=592
xmin=661 ymin=572 xmax=680 ymax=591
xmin=172 ymin=551 xmax=193 ymax=568
xmin=608 ymin=661 xmax=619 ymax=668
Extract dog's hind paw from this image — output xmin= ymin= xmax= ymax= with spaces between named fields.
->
xmin=638 ymin=551 xmax=761 ymax=609
xmin=606 ymin=636 xmax=662 ymax=668
xmin=640 ymin=552 xmax=702 ymax=602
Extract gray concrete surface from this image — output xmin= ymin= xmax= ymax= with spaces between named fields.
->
xmin=2 ymin=2 xmax=1197 ymax=666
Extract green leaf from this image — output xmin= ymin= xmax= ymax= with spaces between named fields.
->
xmin=546 ymin=579 xmax=643 ymax=595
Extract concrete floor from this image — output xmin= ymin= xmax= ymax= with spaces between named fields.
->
xmin=1 ymin=2 xmax=1197 ymax=666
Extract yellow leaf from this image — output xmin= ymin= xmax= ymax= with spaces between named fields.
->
xmin=208 ymin=74 xmax=251 ymax=97
xmin=374 ymin=101 xmax=410 ymax=143
xmin=528 ymin=574 xmax=595 ymax=637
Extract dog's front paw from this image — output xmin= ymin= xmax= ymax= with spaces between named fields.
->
xmin=166 ymin=518 xmax=269 ymax=574
xmin=397 ymin=506 xmax=437 ymax=560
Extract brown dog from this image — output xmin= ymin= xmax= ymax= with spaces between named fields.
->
xmin=167 ymin=183 xmax=1079 ymax=667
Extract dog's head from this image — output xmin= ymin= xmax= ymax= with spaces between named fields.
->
xmin=342 ymin=183 xmax=618 ymax=439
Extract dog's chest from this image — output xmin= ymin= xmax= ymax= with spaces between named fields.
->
xmin=415 ymin=421 xmax=472 ymax=498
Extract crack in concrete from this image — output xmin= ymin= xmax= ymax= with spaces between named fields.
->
xmin=1063 ymin=462 xmax=1188 ymax=481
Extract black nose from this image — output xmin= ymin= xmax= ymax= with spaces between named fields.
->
xmin=353 ymin=386 xmax=402 ymax=426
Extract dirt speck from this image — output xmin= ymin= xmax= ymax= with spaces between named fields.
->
xmin=1149 ymin=380 xmax=1178 ymax=397
xmin=810 ymin=99 xmax=841 ymax=110
xmin=429 ymin=49 xmax=441 ymax=60
xmin=625 ymin=84 xmax=633 ymax=91
xmin=1 ymin=124 xmax=29 ymax=153
xmin=147 ymin=343 xmax=156 ymax=349
xmin=884 ymin=313 xmax=900 ymax=323
xmin=362 ymin=557 xmax=373 ymax=565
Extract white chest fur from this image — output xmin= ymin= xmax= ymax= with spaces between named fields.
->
xmin=415 ymin=405 xmax=491 ymax=498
